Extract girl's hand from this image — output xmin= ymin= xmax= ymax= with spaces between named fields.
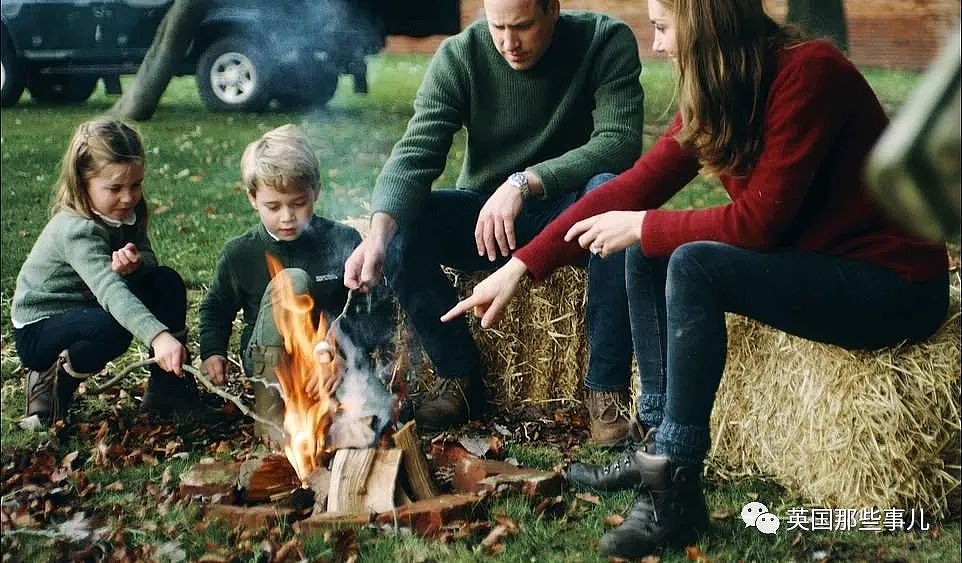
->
xmin=564 ymin=211 xmax=646 ymax=259
xmin=201 ymin=355 xmax=228 ymax=385
xmin=151 ymin=331 xmax=186 ymax=376
xmin=441 ymin=258 xmax=527 ymax=328
xmin=112 ymin=243 xmax=142 ymax=275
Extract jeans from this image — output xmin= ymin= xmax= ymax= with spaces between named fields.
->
xmin=625 ymin=241 xmax=949 ymax=467
xmin=14 ymin=266 xmax=188 ymax=374
xmin=385 ymin=174 xmax=633 ymax=390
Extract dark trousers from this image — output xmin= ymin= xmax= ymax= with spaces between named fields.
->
xmin=625 ymin=241 xmax=949 ymax=467
xmin=14 ymin=266 xmax=188 ymax=374
xmin=385 ymin=174 xmax=633 ymax=390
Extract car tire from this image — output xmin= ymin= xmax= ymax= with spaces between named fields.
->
xmin=275 ymin=66 xmax=339 ymax=110
xmin=1 ymin=42 xmax=26 ymax=107
xmin=196 ymin=36 xmax=271 ymax=112
xmin=27 ymin=75 xmax=97 ymax=104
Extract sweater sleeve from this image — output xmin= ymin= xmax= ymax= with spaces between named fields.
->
xmin=515 ymin=116 xmax=700 ymax=280
xmin=528 ymin=23 xmax=644 ymax=199
xmin=640 ymin=49 xmax=853 ymax=257
xmin=63 ymin=221 xmax=168 ymax=346
xmin=371 ymin=41 xmax=467 ymax=228
xmin=199 ymin=245 xmax=243 ymax=360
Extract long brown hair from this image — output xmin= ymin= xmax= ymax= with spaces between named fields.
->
xmin=52 ymin=118 xmax=148 ymax=224
xmin=662 ymin=0 xmax=802 ymax=176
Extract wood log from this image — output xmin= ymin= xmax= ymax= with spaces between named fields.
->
xmin=327 ymin=448 xmax=403 ymax=514
xmin=237 ymin=454 xmax=299 ymax=503
xmin=452 ymin=458 xmax=545 ymax=493
xmin=294 ymin=512 xmax=371 ymax=534
xmin=392 ymin=421 xmax=440 ymax=500
xmin=305 ymin=466 xmax=331 ymax=515
xmin=178 ymin=460 xmax=241 ymax=500
xmin=374 ymin=493 xmax=481 ymax=537
xmin=205 ymin=505 xmax=296 ymax=529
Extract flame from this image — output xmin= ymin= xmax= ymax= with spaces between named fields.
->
xmin=266 ymin=254 xmax=333 ymax=482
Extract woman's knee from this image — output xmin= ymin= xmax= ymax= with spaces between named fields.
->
xmin=664 ymin=242 xmax=729 ymax=299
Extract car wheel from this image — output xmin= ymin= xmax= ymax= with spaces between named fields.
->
xmin=196 ymin=36 xmax=271 ymax=112
xmin=275 ymin=66 xmax=339 ymax=110
xmin=27 ymin=75 xmax=98 ymax=104
xmin=1 ymin=42 xmax=26 ymax=107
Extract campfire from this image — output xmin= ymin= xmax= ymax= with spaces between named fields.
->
xmin=177 ymin=259 xmax=566 ymax=538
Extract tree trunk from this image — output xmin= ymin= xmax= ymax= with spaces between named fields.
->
xmin=787 ymin=0 xmax=849 ymax=53
xmin=110 ymin=0 xmax=212 ymax=121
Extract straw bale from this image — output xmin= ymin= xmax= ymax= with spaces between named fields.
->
xmin=397 ymin=267 xmax=961 ymax=519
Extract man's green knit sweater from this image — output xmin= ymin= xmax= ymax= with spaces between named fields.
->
xmin=372 ymin=11 xmax=644 ymax=228
xmin=11 ymin=211 xmax=166 ymax=346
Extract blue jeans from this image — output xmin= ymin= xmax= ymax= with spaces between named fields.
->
xmin=385 ymin=174 xmax=633 ymax=390
xmin=14 ymin=266 xmax=188 ymax=374
xmin=626 ymin=242 xmax=949 ymax=467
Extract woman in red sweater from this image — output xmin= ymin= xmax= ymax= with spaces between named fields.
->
xmin=443 ymin=0 xmax=949 ymax=557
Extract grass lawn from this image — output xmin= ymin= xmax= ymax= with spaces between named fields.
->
xmin=1 ymin=54 xmax=959 ymax=561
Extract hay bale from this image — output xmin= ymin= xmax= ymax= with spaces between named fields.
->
xmin=424 ymin=267 xmax=961 ymax=519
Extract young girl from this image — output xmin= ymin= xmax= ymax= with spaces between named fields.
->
xmin=12 ymin=118 xmax=201 ymax=429
xmin=443 ymin=0 xmax=949 ymax=557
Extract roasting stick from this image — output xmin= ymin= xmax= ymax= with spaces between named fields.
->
xmin=83 ymin=358 xmax=287 ymax=440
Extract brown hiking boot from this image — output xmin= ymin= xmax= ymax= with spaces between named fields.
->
xmin=586 ymin=389 xmax=631 ymax=447
xmin=22 ymin=355 xmax=82 ymax=430
xmin=414 ymin=375 xmax=486 ymax=432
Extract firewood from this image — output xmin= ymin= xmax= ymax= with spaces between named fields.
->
xmin=327 ymin=448 xmax=403 ymax=514
xmin=294 ymin=512 xmax=371 ymax=534
xmin=179 ymin=460 xmax=241 ymax=500
xmin=392 ymin=421 xmax=440 ymax=500
xmin=237 ymin=454 xmax=299 ymax=503
xmin=452 ymin=458 xmax=540 ymax=493
xmin=374 ymin=493 xmax=481 ymax=537
xmin=305 ymin=466 xmax=331 ymax=515
xmin=206 ymin=505 xmax=297 ymax=530
xmin=327 ymin=448 xmax=376 ymax=513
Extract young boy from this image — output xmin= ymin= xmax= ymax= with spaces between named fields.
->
xmin=199 ymin=124 xmax=391 ymax=446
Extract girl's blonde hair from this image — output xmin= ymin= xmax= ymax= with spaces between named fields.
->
xmin=52 ymin=118 xmax=148 ymax=222
xmin=661 ymin=0 xmax=802 ymax=176
xmin=240 ymin=124 xmax=320 ymax=195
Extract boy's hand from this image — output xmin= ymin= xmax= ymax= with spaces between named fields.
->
xmin=150 ymin=331 xmax=186 ymax=376
xmin=202 ymin=355 xmax=229 ymax=386
xmin=111 ymin=243 xmax=142 ymax=275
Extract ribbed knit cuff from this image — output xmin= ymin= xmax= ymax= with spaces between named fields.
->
xmin=656 ymin=419 xmax=710 ymax=468
xmin=637 ymin=393 xmax=665 ymax=428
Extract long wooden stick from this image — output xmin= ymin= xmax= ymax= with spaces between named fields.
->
xmin=83 ymin=358 xmax=287 ymax=439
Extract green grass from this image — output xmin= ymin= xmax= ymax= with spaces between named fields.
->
xmin=3 ymin=54 xmax=959 ymax=561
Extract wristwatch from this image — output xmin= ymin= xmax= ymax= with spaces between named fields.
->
xmin=508 ymin=171 xmax=531 ymax=199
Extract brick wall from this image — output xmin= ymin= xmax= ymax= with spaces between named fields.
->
xmin=385 ymin=0 xmax=960 ymax=70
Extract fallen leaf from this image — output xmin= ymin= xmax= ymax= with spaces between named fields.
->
xmin=709 ymin=507 xmax=731 ymax=520
xmin=459 ymin=437 xmax=491 ymax=457
xmin=746 ymin=492 xmax=759 ymax=501
xmin=685 ymin=545 xmax=704 ymax=561
xmin=603 ymin=514 xmax=625 ymax=527
xmin=640 ymin=556 xmax=662 ymax=563
xmin=104 ymin=480 xmax=124 ymax=492
xmin=576 ymin=492 xmax=601 ymax=505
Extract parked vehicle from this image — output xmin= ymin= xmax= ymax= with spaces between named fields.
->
xmin=0 ymin=0 xmax=460 ymax=111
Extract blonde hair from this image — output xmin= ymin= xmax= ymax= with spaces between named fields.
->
xmin=52 ymin=118 xmax=148 ymax=221
xmin=240 ymin=124 xmax=321 ymax=195
xmin=660 ymin=0 xmax=802 ymax=176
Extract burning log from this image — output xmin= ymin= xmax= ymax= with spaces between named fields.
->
xmin=393 ymin=421 xmax=440 ymax=500
xmin=237 ymin=454 xmax=299 ymax=503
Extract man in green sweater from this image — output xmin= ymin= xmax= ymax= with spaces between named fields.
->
xmin=344 ymin=0 xmax=644 ymax=441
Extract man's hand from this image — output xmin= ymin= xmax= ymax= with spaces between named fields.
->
xmin=150 ymin=331 xmax=187 ymax=376
xmin=344 ymin=213 xmax=397 ymax=292
xmin=111 ymin=242 xmax=142 ymax=275
xmin=475 ymin=181 xmax=525 ymax=261
xmin=201 ymin=355 xmax=228 ymax=385
xmin=441 ymin=257 xmax=528 ymax=328
xmin=564 ymin=211 xmax=646 ymax=259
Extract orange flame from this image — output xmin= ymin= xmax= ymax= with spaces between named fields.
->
xmin=266 ymin=254 xmax=333 ymax=482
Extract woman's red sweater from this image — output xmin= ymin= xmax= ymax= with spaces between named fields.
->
xmin=515 ymin=40 xmax=946 ymax=282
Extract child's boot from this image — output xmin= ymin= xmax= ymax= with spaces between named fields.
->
xmin=22 ymin=352 xmax=89 ymax=430
xmin=142 ymin=329 xmax=208 ymax=417
xmin=250 ymin=344 xmax=286 ymax=450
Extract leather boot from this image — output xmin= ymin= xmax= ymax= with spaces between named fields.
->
xmin=249 ymin=344 xmax=286 ymax=449
xmin=598 ymin=451 xmax=710 ymax=559
xmin=142 ymin=331 xmax=208 ymax=418
xmin=565 ymin=425 xmax=658 ymax=491
xmin=22 ymin=353 xmax=86 ymax=430
xmin=586 ymin=389 xmax=631 ymax=447
xmin=413 ymin=373 xmax=487 ymax=432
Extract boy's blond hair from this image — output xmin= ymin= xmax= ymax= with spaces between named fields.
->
xmin=240 ymin=124 xmax=320 ymax=195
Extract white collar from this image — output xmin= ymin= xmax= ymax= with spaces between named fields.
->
xmin=94 ymin=210 xmax=137 ymax=227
